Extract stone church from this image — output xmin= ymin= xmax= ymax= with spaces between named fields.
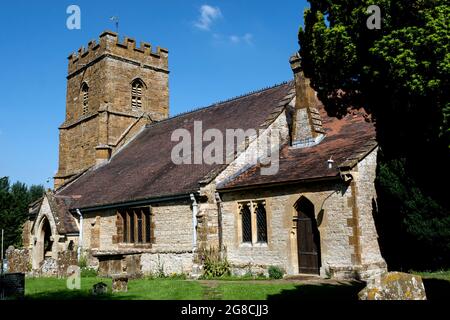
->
xmin=22 ymin=31 xmax=387 ymax=279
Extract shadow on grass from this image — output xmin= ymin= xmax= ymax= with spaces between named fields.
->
xmin=25 ymin=290 xmax=140 ymax=300
xmin=267 ymin=281 xmax=365 ymax=301
xmin=422 ymin=278 xmax=450 ymax=301
xmin=266 ymin=279 xmax=450 ymax=301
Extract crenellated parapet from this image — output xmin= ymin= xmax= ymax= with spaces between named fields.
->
xmin=67 ymin=30 xmax=169 ymax=75
xmin=56 ymin=30 xmax=170 ymax=188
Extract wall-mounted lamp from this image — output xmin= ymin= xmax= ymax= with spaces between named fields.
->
xmin=327 ymin=156 xmax=335 ymax=169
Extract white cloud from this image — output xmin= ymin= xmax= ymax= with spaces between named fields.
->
xmin=230 ymin=35 xmax=240 ymax=43
xmin=195 ymin=5 xmax=222 ymax=31
xmin=229 ymin=33 xmax=254 ymax=45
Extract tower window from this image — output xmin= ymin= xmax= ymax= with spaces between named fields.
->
xmin=81 ymin=83 xmax=89 ymax=115
xmin=131 ymin=79 xmax=145 ymax=109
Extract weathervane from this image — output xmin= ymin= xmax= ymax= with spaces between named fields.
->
xmin=110 ymin=16 xmax=119 ymax=34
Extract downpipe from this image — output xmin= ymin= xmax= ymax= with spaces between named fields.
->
xmin=75 ymin=209 xmax=83 ymax=261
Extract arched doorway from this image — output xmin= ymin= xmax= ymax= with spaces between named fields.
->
xmin=34 ymin=216 xmax=53 ymax=268
xmin=41 ymin=218 xmax=53 ymax=260
xmin=295 ymin=197 xmax=321 ymax=275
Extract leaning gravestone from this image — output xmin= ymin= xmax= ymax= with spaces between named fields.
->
xmin=92 ymin=282 xmax=108 ymax=296
xmin=359 ymin=272 xmax=427 ymax=300
xmin=112 ymin=275 xmax=128 ymax=293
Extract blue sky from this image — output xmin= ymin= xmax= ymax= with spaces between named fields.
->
xmin=0 ymin=0 xmax=309 ymax=188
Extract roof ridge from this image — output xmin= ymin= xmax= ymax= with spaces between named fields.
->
xmin=146 ymin=80 xmax=293 ymax=129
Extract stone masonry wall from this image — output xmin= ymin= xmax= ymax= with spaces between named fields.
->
xmin=57 ymin=116 xmax=99 ymax=179
xmin=215 ymin=106 xmax=291 ymax=187
xmin=220 ymin=180 xmax=366 ymax=278
xmin=31 ymin=197 xmax=64 ymax=270
xmin=55 ymin=31 xmax=169 ymax=185
xmin=5 ymin=247 xmax=30 ymax=274
xmin=353 ymin=148 xmax=387 ymax=278
xmin=82 ymin=209 xmax=116 ymax=251
xmin=140 ymin=253 xmax=194 ymax=276
xmin=150 ymin=201 xmax=193 ymax=253
xmin=82 ymin=200 xmax=195 ymax=275
xmin=57 ymin=251 xmax=78 ymax=277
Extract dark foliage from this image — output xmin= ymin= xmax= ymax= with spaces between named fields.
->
xmin=0 ymin=177 xmax=45 ymax=252
xmin=298 ymin=0 xmax=450 ymax=270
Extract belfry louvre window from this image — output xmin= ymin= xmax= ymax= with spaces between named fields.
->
xmin=239 ymin=201 xmax=268 ymax=244
xmin=81 ymin=83 xmax=89 ymax=115
xmin=118 ymin=207 xmax=153 ymax=244
xmin=131 ymin=79 xmax=144 ymax=109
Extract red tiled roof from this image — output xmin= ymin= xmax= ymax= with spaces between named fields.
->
xmin=218 ymin=108 xmax=377 ymax=190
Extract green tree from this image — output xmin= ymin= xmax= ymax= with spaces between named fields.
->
xmin=0 ymin=177 xmax=45 ymax=252
xmin=298 ymin=0 xmax=450 ymax=270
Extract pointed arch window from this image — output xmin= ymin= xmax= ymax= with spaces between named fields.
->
xmin=131 ymin=79 xmax=145 ymax=109
xmin=81 ymin=82 xmax=89 ymax=115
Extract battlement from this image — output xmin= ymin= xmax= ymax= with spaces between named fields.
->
xmin=67 ymin=30 xmax=169 ymax=75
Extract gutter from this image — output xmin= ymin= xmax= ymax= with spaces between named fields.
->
xmin=217 ymin=175 xmax=341 ymax=193
xmin=70 ymin=193 xmax=192 ymax=213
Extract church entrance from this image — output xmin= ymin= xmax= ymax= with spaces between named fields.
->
xmin=33 ymin=216 xmax=54 ymax=269
xmin=295 ymin=197 xmax=321 ymax=275
xmin=41 ymin=218 xmax=53 ymax=260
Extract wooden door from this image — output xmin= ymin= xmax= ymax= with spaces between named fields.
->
xmin=296 ymin=199 xmax=320 ymax=274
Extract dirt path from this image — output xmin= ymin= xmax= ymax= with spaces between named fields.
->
xmin=197 ymin=278 xmax=362 ymax=300
xmin=201 ymin=282 xmax=223 ymax=300
xmin=197 ymin=278 xmax=359 ymax=286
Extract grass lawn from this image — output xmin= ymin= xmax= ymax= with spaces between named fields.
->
xmin=24 ymin=271 xmax=450 ymax=300
xmin=25 ymin=277 xmax=364 ymax=300
xmin=218 ymin=281 xmax=364 ymax=300
xmin=218 ymin=283 xmax=297 ymax=300
xmin=413 ymin=270 xmax=450 ymax=281
xmin=25 ymin=277 xmax=204 ymax=300
xmin=411 ymin=270 xmax=450 ymax=300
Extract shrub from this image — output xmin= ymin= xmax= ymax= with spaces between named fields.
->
xmin=256 ymin=272 xmax=267 ymax=280
xmin=78 ymin=255 xmax=88 ymax=269
xmin=268 ymin=266 xmax=284 ymax=279
xmin=81 ymin=267 xmax=98 ymax=278
xmin=200 ymin=247 xmax=230 ymax=279
xmin=168 ymin=273 xmax=187 ymax=280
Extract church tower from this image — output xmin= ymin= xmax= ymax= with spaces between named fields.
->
xmin=54 ymin=31 xmax=169 ymax=189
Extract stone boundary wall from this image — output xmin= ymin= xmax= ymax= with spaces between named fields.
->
xmin=140 ymin=252 xmax=194 ymax=276
xmin=57 ymin=251 xmax=78 ymax=277
xmin=5 ymin=247 xmax=30 ymax=274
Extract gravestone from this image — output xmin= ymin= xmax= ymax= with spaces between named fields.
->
xmin=359 ymin=272 xmax=427 ymax=300
xmin=112 ymin=275 xmax=128 ymax=293
xmin=0 ymin=273 xmax=25 ymax=300
xmin=92 ymin=282 xmax=108 ymax=296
